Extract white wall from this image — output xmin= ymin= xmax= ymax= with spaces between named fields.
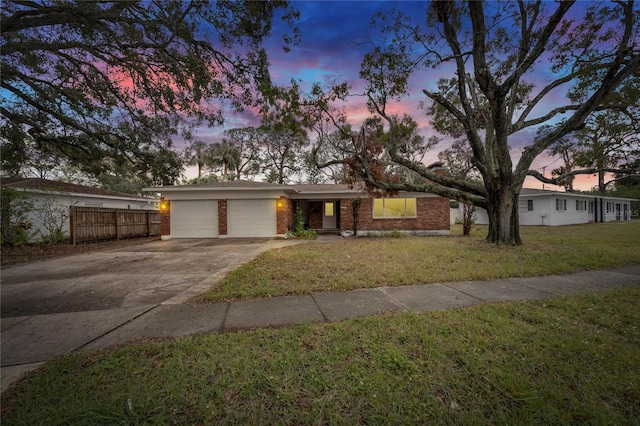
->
xmin=18 ymin=192 xmax=157 ymax=242
xmin=552 ymin=201 xmax=588 ymax=226
xmin=452 ymin=195 xmax=634 ymax=227
xmin=518 ymin=197 xmax=550 ymax=226
xmin=601 ymin=198 xmax=634 ymax=222
xmin=450 ymin=208 xmax=460 ymax=225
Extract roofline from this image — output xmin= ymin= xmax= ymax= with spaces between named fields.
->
xmin=143 ymin=184 xmax=362 ymax=195
xmin=143 ymin=185 xmax=285 ymax=192
xmin=13 ymin=187 xmax=156 ymax=202
xmin=521 ymin=189 xmax=637 ymax=201
xmin=289 ymin=189 xmax=363 ymax=196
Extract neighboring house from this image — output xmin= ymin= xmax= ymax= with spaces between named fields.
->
xmin=450 ymin=188 xmax=637 ymax=226
xmin=145 ymin=181 xmax=450 ymax=239
xmin=1 ymin=177 xmax=158 ymax=241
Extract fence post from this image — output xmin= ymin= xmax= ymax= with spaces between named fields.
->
xmin=70 ymin=206 xmax=76 ymax=245
xmin=114 ymin=209 xmax=119 ymax=241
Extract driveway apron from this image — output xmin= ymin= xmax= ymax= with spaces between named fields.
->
xmin=1 ymin=238 xmax=295 ymax=391
xmin=1 ymin=238 xmax=281 ymax=317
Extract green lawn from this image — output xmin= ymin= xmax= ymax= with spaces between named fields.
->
xmin=3 ymin=222 xmax=639 ymax=424
xmin=2 ymin=288 xmax=639 ymax=424
xmin=197 ymin=222 xmax=640 ymax=302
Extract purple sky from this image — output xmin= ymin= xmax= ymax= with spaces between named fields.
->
xmin=187 ymin=1 xmax=604 ymax=191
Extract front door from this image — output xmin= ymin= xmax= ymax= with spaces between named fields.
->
xmin=322 ymin=201 xmax=337 ymax=229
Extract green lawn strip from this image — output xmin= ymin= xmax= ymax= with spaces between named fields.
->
xmin=3 ymin=288 xmax=639 ymax=424
xmin=197 ymin=222 xmax=640 ymax=302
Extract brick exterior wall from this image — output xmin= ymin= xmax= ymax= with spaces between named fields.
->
xmin=277 ymin=197 xmax=296 ymax=235
xmin=340 ymin=197 xmax=450 ymax=234
xmin=160 ymin=199 xmax=170 ymax=236
xmin=161 ymin=195 xmax=448 ymax=238
xmin=308 ymin=201 xmax=324 ymax=229
xmin=218 ymin=199 xmax=227 ymax=236
xmin=339 ymin=199 xmax=355 ymax=232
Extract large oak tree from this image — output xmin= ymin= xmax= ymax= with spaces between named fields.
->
xmin=314 ymin=0 xmax=639 ymax=244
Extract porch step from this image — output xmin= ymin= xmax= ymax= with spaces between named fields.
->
xmin=313 ymin=229 xmax=342 ymax=235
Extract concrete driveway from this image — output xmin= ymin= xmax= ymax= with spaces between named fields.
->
xmin=2 ymin=237 xmax=306 ymax=391
xmin=1 ymin=238 xmax=291 ymax=317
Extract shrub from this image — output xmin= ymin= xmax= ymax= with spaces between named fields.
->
xmin=0 ymin=187 xmax=35 ymax=246
xmin=33 ymin=197 xmax=69 ymax=243
xmin=290 ymin=207 xmax=317 ymax=239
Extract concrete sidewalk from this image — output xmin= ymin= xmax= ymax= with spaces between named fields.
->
xmin=2 ymin=265 xmax=639 ymax=393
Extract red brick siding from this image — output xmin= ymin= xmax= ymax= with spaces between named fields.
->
xmin=308 ymin=201 xmax=323 ymax=229
xmin=339 ymin=199 xmax=355 ymax=232
xmin=342 ymin=197 xmax=450 ymax=232
xmin=160 ymin=200 xmax=170 ymax=236
xmin=277 ymin=197 xmax=296 ymax=235
xmin=218 ymin=199 xmax=227 ymax=235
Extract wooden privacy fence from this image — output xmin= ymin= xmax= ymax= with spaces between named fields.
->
xmin=70 ymin=207 xmax=161 ymax=244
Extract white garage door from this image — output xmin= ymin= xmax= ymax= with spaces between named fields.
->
xmin=170 ymin=200 xmax=218 ymax=238
xmin=228 ymin=199 xmax=277 ymax=238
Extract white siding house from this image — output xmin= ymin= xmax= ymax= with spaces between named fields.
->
xmin=1 ymin=178 xmax=158 ymax=242
xmin=451 ymin=189 xmax=637 ymax=226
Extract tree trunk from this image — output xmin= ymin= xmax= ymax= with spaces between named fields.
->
xmin=462 ymin=202 xmax=476 ymax=236
xmin=598 ymin=170 xmax=606 ymax=194
xmin=485 ymin=186 xmax=521 ymax=245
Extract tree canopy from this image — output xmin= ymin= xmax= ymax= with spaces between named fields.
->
xmin=543 ymin=79 xmax=640 ymax=193
xmin=310 ymin=0 xmax=639 ymax=244
xmin=1 ymin=0 xmax=298 ymax=189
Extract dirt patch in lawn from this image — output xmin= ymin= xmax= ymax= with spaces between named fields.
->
xmin=1 ymin=236 xmax=161 ymax=268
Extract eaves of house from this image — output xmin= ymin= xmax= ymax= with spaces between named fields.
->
xmin=2 ymin=177 xmax=155 ymax=203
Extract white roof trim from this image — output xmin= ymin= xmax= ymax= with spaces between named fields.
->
xmin=521 ymin=191 xmax=637 ymax=202
xmin=14 ymin=187 xmax=156 ymax=202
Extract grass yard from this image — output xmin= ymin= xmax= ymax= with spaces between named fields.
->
xmin=2 ymin=288 xmax=639 ymax=424
xmin=197 ymin=221 xmax=640 ymax=302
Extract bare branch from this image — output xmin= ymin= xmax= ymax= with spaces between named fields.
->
xmin=528 ymin=167 xmax=640 ymax=185
xmin=500 ymin=1 xmax=575 ymax=96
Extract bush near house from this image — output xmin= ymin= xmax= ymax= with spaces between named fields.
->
xmin=289 ymin=207 xmax=317 ymax=239
xmin=0 ymin=187 xmax=35 ymax=246
xmin=1 ymin=187 xmax=70 ymax=245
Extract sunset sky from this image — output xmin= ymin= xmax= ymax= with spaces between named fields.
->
xmin=186 ymin=1 xmax=604 ymax=191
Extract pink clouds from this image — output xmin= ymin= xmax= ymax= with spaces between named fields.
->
xmin=182 ymin=1 xmax=626 ymax=190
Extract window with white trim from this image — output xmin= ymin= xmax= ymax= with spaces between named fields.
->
xmin=555 ymin=198 xmax=567 ymax=211
xmin=373 ymin=198 xmax=417 ymax=218
xmin=527 ymin=200 xmax=534 ymax=211
xmin=606 ymin=202 xmax=614 ymax=214
xmin=576 ymin=200 xmax=587 ymax=211
xmin=588 ymin=201 xmax=594 ymax=214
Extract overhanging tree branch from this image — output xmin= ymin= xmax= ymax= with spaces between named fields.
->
xmin=1 ymin=0 xmax=298 ymax=186
xmin=528 ymin=167 xmax=640 ymax=186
